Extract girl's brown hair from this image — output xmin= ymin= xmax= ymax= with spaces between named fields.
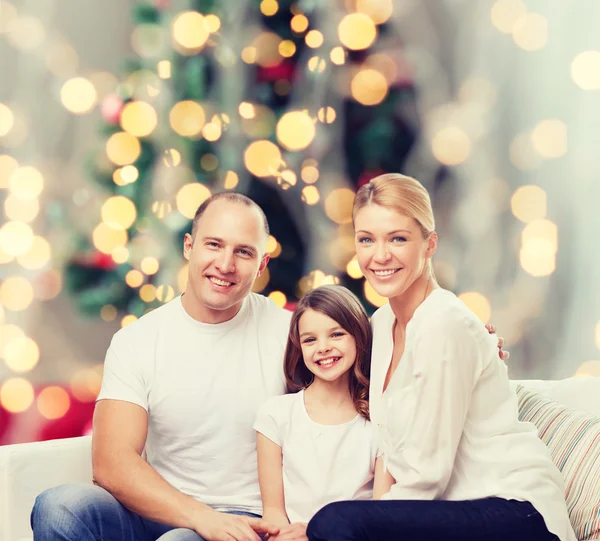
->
xmin=284 ymin=285 xmax=372 ymax=420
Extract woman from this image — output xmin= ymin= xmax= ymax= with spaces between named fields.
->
xmin=307 ymin=174 xmax=575 ymax=541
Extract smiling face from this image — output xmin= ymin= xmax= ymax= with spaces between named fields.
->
xmin=354 ymin=203 xmax=436 ymax=301
xmin=298 ymin=308 xmax=357 ymax=385
xmin=182 ymin=199 xmax=269 ymax=323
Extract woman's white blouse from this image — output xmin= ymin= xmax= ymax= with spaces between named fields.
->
xmin=369 ymin=288 xmax=576 ymax=541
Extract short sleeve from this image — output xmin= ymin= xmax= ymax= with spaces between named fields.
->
xmin=253 ymin=396 xmax=284 ymax=446
xmin=96 ymin=332 xmax=148 ymax=410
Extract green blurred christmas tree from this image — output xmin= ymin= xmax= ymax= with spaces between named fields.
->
xmin=65 ymin=0 xmax=423 ymax=322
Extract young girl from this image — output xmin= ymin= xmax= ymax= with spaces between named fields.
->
xmin=253 ymin=285 xmax=385 ymax=538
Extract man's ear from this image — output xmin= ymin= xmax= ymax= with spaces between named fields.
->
xmin=183 ymin=233 xmax=193 ymax=261
xmin=257 ymin=253 xmax=270 ymax=277
xmin=426 ymin=232 xmax=438 ymax=259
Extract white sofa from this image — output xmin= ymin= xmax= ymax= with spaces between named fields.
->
xmin=1 ymin=378 xmax=600 ymax=541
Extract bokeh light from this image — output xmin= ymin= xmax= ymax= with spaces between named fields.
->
xmin=0 ymin=378 xmax=34 ymax=413
xmin=351 ymin=69 xmax=388 ymax=106
xmin=125 ymin=269 xmax=144 ymax=288
xmin=141 ymin=257 xmax=159 ymax=275
xmin=37 ymin=386 xmax=71 ymax=420
xmin=178 ymin=264 xmax=189 ymax=292
xmin=156 ymin=285 xmax=175 ymax=302
xmin=121 ymin=314 xmax=138 ymax=327
xmin=71 ymin=369 xmax=102 ymax=402
xmin=346 ymin=257 xmax=363 ymax=279
xmin=574 ymin=361 xmax=600 ymax=378
xmin=276 ymin=111 xmax=316 ymax=151
xmin=324 ymin=188 xmax=355 ymax=224
xmin=330 ymin=46 xmax=346 ymax=65
xmin=512 ymin=13 xmax=548 ymax=51
xmin=176 ymin=182 xmax=211 ymax=219
xmin=268 ymin=290 xmax=287 ymax=308
xmin=279 ymin=40 xmax=296 ymax=58
xmin=338 ymin=13 xmax=377 ymax=51
xmin=301 ymin=186 xmax=320 ymax=205
xmin=261 ymin=0 xmax=279 ymax=16
xmin=254 ymin=32 xmax=283 ymax=68
xmin=60 ymin=77 xmax=98 ymax=114
xmin=3 ymin=335 xmax=40 ymax=373
xmin=0 ymin=103 xmax=14 ymax=136
xmin=5 ymin=194 xmax=40 ymax=223
xmin=531 ymin=119 xmax=567 ymax=158
xmin=571 ymin=51 xmax=600 ymax=91
xmin=6 ymin=15 xmax=45 ymax=50
xmin=140 ymin=284 xmax=157 ymax=302
xmin=171 ymin=11 xmax=210 ymax=54
xmin=101 ymin=196 xmax=137 ymax=230
xmin=9 ymin=166 xmax=44 ymax=199
xmin=106 ymin=132 xmax=142 ymax=165
xmin=364 ymin=280 xmax=387 ymax=307
xmin=305 ymin=30 xmax=324 ymax=48
xmin=290 ymin=14 xmax=309 ymax=33
xmin=432 ymin=127 xmax=471 ymax=166
xmin=100 ymin=305 xmax=117 ymax=322
xmin=0 ymin=154 xmax=18 ymax=189
xmin=511 ymin=185 xmax=547 ymax=223
xmin=0 ymin=276 xmax=34 ymax=311
xmin=0 ymin=221 xmax=34 ymax=256
xmin=244 ymin=140 xmax=282 ymax=177
xmin=92 ymin=223 xmax=128 ymax=254
xmin=17 ymin=236 xmax=52 ymax=270
xmin=458 ymin=292 xmax=492 ymax=323
xmin=490 ymin=0 xmax=526 ymax=34
xmin=169 ymin=101 xmax=206 ymax=137
xmin=224 ymin=170 xmax=239 ymax=189
xmin=120 ymin=100 xmax=158 ymax=137
xmin=356 ymin=0 xmax=393 ymax=25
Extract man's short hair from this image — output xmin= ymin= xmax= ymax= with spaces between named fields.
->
xmin=191 ymin=192 xmax=270 ymax=239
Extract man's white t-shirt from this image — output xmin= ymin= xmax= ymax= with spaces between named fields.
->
xmin=253 ymin=391 xmax=378 ymax=523
xmin=97 ymin=293 xmax=292 ymax=515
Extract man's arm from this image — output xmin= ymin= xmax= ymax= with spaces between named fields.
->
xmin=93 ymin=400 xmax=278 ymax=541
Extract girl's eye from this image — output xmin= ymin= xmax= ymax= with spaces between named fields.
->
xmin=331 ymin=332 xmax=345 ymax=338
xmin=302 ymin=337 xmax=315 ymax=344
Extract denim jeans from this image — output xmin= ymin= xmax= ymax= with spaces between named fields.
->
xmin=306 ymin=497 xmax=560 ymax=541
xmin=30 ymin=483 xmax=261 ymax=541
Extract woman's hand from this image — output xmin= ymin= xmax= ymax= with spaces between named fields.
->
xmin=267 ymin=522 xmax=308 ymax=541
xmin=485 ymin=323 xmax=510 ymax=361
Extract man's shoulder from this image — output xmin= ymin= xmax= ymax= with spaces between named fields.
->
xmin=111 ymin=297 xmax=180 ymax=345
xmin=247 ymin=293 xmax=292 ymax=326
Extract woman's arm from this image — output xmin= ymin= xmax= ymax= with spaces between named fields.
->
xmin=257 ymin=432 xmax=290 ymax=529
xmin=372 ymin=456 xmax=395 ymax=499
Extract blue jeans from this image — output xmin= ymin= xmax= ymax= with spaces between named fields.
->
xmin=306 ymin=498 xmax=560 ymax=541
xmin=31 ymin=483 xmax=261 ymax=541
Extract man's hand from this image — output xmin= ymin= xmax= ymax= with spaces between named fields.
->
xmin=485 ymin=323 xmax=510 ymax=361
xmin=194 ymin=509 xmax=280 ymax=541
xmin=268 ymin=522 xmax=308 ymax=541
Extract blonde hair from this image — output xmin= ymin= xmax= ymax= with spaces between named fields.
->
xmin=352 ymin=173 xmax=435 ymax=238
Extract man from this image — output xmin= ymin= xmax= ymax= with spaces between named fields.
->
xmin=32 ymin=193 xmax=291 ymax=541
xmin=31 ymin=192 xmax=506 ymax=541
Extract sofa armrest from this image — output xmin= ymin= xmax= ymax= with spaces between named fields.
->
xmin=0 ymin=436 xmax=93 ymax=541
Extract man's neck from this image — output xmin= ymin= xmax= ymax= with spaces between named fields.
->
xmin=181 ymin=291 xmax=242 ymax=324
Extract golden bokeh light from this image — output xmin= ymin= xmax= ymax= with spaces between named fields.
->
xmin=330 ymin=46 xmax=346 ymax=65
xmin=280 ymin=169 xmax=297 ymax=188
xmin=140 ymin=284 xmax=157 ymax=302
xmin=115 ymin=165 xmax=140 ymax=186
xmin=101 ymin=196 xmax=137 ymax=230
xmin=431 ymin=127 xmax=471 ymax=166
xmin=346 ymin=256 xmax=364 ymax=279
xmin=0 ymin=103 xmax=14 ymax=136
xmin=112 ymin=246 xmax=130 ymax=264
xmin=490 ymin=0 xmax=526 ymax=34
xmin=3 ymin=335 xmax=40 ymax=373
xmin=205 ymin=14 xmax=221 ymax=33
xmin=512 ymin=13 xmax=548 ymax=51
xmin=224 ymin=170 xmax=239 ymax=189
xmin=571 ymin=51 xmax=600 ymax=91
xmin=522 ymin=219 xmax=558 ymax=251
xmin=157 ymin=60 xmax=172 ymax=79
xmin=261 ymin=0 xmax=279 ymax=16
xmin=364 ymin=280 xmax=387 ymax=307
xmin=100 ymin=305 xmax=117 ymax=321
xmin=0 ymin=276 xmax=34 ymax=311
xmin=301 ymin=165 xmax=319 ymax=184
xmin=365 ymin=53 xmax=398 ymax=84
xmin=171 ymin=11 xmax=210 ymax=54
xmin=574 ymin=361 xmax=600 ymax=378
xmin=458 ymin=291 xmax=492 ymax=323
xmin=121 ymin=314 xmax=138 ymax=327
xmin=125 ymin=269 xmax=144 ymax=288
xmin=0 ymin=221 xmax=34 ymax=256
xmin=268 ymin=290 xmax=287 ymax=308
xmin=338 ymin=13 xmax=377 ymax=51
xmin=242 ymin=46 xmax=257 ymax=64
xmin=595 ymin=321 xmax=600 ymax=350
xmin=239 ymin=102 xmax=256 ymax=119
xmin=324 ymin=188 xmax=355 ymax=224
xmin=317 ymin=107 xmax=336 ymax=124
xmin=178 ymin=263 xmax=189 ymax=292
xmin=106 ymin=132 xmax=142 ymax=166
xmin=200 ymin=153 xmax=219 ymax=171
xmin=254 ymin=32 xmax=283 ymax=68
xmin=531 ymin=119 xmax=567 ymax=158
xmin=202 ymin=122 xmax=222 ymax=142
xmin=152 ymin=200 xmax=172 ymax=220
xmin=351 ymin=68 xmax=388 ymax=106
xmin=71 ymin=369 xmax=102 ymax=402
xmin=17 ymin=236 xmax=51 ymax=270
xmin=169 ymin=100 xmax=206 ymax=137
xmin=120 ymin=101 xmax=158 ymax=137
xmin=308 ymin=56 xmax=326 ymax=73
xmin=306 ymin=30 xmax=324 ymax=48
xmin=276 ymin=111 xmax=316 ymax=151
xmin=60 ymin=77 xmax=98 ymax=115
xmin=92 ymin=223 xmax=128 ymax=255
xmin=163 ymin=148 xmax=181 ymax=167
xmin=511 ymin=185 xmax=547 ymax=223
xmin=9 ymin=166 xmax=44 ymax=199
xmin=0 ymin=154 xmax=18 ymax=189
xmin=141 ymin=257 xmax=160 ymax=275
xmin=0 ymin=378 xmax=34 ymax=413
xmin=38 ymin=386 xmax=71 ymax=420
xmin=279 ymin=40 xmax=296 ymax=58
xmin=266 ymin=235 xmax=278 ymax=254
xmin=301 ymin=186 xmax=320 ymax=205
xmin=45 ymin=39 xmax=79 ymax=77
xmin=6 ymin=15 xmax=45 ymax=50
xmin=156 ymin=284 xmax=175 ymax=303
xmin=252 ymin=267 xmax=270 ymax=293
xmin=244 ymin=140 xmax=283 ymax=177
xmin=520 ymin=238 xmax=556 ymax=277
xmin=176 ymin=182 xmax=211 ymax=219
xmin=291 ymin=14 xmax=309 ymax=33
xmin=356 ymin=0 xmax=393 ymax=25
xmin=5 ymin=194 xmax=40 ymax=223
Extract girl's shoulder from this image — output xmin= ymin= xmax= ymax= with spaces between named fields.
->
xmin=258 ymin=391 xmax=302 ymax=416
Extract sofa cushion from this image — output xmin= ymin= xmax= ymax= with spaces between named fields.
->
xmin=516 ymin=385 xmax=600 ymax=541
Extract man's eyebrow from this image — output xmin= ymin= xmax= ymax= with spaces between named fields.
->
xmin=202 ymin=237 xmax=258 ymax=254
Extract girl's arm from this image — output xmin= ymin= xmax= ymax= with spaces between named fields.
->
xmin=256 ymin=432 xmax=290 ymax=529
xmin=372 ymin=456 xmax=395 ymax=499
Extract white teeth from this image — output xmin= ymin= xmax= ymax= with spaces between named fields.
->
xmin=373 ymin=269 xmax=398 ymax=276
xmin=210 ymin=277 xmax=233 ymax=287
xmin=317 ymin=357 xmax=339 ymax=366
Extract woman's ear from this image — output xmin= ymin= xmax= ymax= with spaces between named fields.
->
xmin=426 ymin=232 xmax=438 ymax=258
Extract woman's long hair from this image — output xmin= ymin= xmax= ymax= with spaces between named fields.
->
xmin=284 ymin=285 xmax=372 ymax=420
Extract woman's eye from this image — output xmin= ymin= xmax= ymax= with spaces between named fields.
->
xmin=358 ymin=237 xmax=373 ymax=244
xmin=392 ymin=236 xmax=407 ymax=243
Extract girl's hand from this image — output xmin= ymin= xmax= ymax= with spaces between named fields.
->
xmin=268 ymin=522 xmax=308 ymax=541
xmin=485 ymin=323 xmax=510 ymax=361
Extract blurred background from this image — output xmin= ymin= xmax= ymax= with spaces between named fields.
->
xmin=0 ymin=0 xmax=599 ymax=444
